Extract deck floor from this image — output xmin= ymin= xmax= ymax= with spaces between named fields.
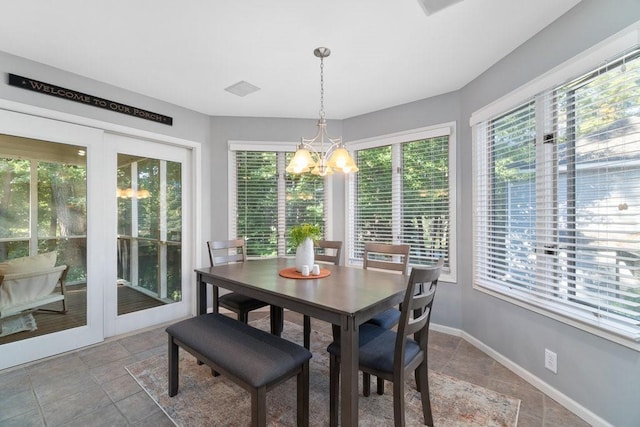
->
xmin=0 ymin=285 xmax=165 ymax=345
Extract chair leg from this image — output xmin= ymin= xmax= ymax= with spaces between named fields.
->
xmin=251 ymin=386 xmax=267 ymax=427
xmin=377 ymin=377 xmax=385 ymax=395
xmin=393 ymin=375 xmax=405 ymax=427
xmin=168 ymin=335 xmax=179 ymax=397
xmin=303 ymin=315 xmax=311 ymax=349
xmin=363 ymin=372 xmax=371 ymax=396
xmin=417 ymin=362 xmax=434 ymax=426
xmin=297 ymin=362 xmax=310 ymax=427
xmin=329 ymin=354 xmax=340 ymax=427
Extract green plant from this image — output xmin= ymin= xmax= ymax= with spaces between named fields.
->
xmin=289 ymin=223 xmax=322 ymax=247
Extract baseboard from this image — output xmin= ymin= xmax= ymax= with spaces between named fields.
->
xmin=430 ymin=322 xmax=611 ymax=427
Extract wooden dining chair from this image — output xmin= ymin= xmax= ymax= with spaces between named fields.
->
xmin=327 ymin=259 xmax=443 ymax=427
xmin=207 ymin=239 xmax=273 ymax=327
xmin=301 ymin=240 xmax=343 ymax=349
xmin=361 ymin=242 xmax=411 ymax=394
xmin=363 ymin=242 xmax=411 ymax=329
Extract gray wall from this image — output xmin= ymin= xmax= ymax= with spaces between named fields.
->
xmin=0 ymin=52 xmax=210 ymax=144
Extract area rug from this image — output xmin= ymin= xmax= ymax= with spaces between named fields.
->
xmin=0 ymin=313 xmax=37 ymax=337
xmin=126 ymin=318 xmax=520 ymax=426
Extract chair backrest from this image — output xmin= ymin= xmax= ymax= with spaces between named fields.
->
xmin=395 ymin=258 xmax=444 ymax=362
xmin=207 ymin=239 xmax=246 ymax=267
xmin=363 ymin=242 xmax=410 ymax=274
xmin=315 ymin=240 xmax=343 ymax=266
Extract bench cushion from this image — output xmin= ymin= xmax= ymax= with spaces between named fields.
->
xmin=166 ymin=313 xmax=311 ymax=388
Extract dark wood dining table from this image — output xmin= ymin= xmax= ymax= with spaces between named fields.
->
xmin=195 ymin=257 xmax=407 ymax=427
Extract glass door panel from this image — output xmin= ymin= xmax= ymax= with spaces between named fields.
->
xmin=116 ymin=154 xmax=182 ymax=315
xmin=0 ymin=136 xmax=88 ymax=346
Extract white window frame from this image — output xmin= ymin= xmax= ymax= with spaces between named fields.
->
xmin=345 ymin=123 xmax=457 ymax=283
xmin=471 ymin=22 xmax=640 ymax=350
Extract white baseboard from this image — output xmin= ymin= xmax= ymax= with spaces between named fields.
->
xmin=430 ymin=322 xmax=611 ymax=427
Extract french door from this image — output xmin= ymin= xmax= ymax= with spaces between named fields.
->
xmin=0 ymin=110 xmax=196 ymax=369
xmin=105 ymin=134 xmax=193 ymax=337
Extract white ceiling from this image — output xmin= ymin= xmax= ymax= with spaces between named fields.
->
xmin=0 ymin=0 xmax=581 ymax=119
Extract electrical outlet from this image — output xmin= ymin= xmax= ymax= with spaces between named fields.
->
xmin=545 ymin=349 xmax=557 ymax=374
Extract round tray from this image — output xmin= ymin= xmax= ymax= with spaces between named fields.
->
xmin=278 ymin=267 xmax=331 ymax=279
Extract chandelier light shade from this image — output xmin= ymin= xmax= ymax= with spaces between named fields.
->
xmin=286 ymin=47 xmax=358 ymax=177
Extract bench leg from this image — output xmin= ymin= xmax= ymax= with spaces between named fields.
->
xmin=251 ymin=386 xmax=267 ymax=427
xmin=168 ymin=335 xmax=179 ymax=397
xmin=297 ymin=362 xmax=310 ymax=427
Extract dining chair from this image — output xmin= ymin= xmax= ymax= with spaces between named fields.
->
xmin=363 ymin=242 xmax=411 ymax=329
xmin=207 ymin=239 xmax=274 ymax=328
xmin=301 ymin=240 xmax=343 ymax=349
xmin=327 ymin=259 xmax=443 ymax=427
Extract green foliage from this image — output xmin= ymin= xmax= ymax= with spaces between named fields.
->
xmin=289 ymin=223 xmax=321 ymax=248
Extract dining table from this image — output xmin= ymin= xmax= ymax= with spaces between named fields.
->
xmin=195 ymin=257 xmax=407 ymax=427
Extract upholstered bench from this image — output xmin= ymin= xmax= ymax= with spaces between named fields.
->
xmin=166 ymin=313 xmax=312 ymax=427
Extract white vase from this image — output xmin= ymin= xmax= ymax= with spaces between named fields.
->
xmin=295 ymin=237 xmax=315 ymax=272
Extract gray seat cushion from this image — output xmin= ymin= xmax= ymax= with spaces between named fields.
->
xmin=166 ymin=313 xmax=311 ymax=388
xmin=219 ymin=292 xmax=269 ymax=311
xmin=327 ymin=323 xmax=420 ymax=374
xmin=365 ymin=307 xmax=401 ymax=329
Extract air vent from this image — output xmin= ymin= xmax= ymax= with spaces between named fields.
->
xmin=417 ymin=0 xmax=464 ymax=16
xmin=224 ymin=80 xmax=261 ymax=97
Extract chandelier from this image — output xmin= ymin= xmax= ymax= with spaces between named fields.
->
xmin=286 ymin=47 xmax=358 ymax=177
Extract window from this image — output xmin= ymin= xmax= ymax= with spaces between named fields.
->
xmin=473 ymin=48 xmax=640 ymax=345
xmin=229 ymin=144 xmax=326 ymax=257
xmin=347 ymin=125 xmax=456 ymax=281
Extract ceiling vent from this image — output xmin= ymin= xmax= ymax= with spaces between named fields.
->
xmin=224 ymin=80 xmax=261 ymax=97
xmin=417 ymin=0 xmax=464 ymax=16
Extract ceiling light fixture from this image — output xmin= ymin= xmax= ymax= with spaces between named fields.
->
xmin=286 ymin=47 xmax=358 ymax=176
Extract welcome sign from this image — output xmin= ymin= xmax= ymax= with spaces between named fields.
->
xmin=8 ymin=73 xmax=173 ymax=126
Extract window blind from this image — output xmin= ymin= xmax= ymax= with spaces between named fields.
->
xmin=350 ymin=132 xmax=452 ymax=271
xmin=402 ymin=136 xmax=450 ymax=266
xmin=233 ymin=151 xmax=279 ymax=257
xmin=230 ymin=149 xmax=325 ymax=258
xmin=473 ymin=47 xmax=640 ymax=342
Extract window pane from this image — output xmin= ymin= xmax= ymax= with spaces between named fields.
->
xmin=137 ymin=159 xmax=160 ymax=240
xmin=0 ymin=158 xmax=30 ymax=240
xmin=402 ymin=136 xmax=450 ymax=266
xmin=353 ymin=145 xmax=393 ymax=259
xmin=285 ymin=152 xmax=324 ymax=255
xmin=236 ymin=151 xmax=278 ymax=257
xmin=554 ymin=52 xmax=640 ymax=329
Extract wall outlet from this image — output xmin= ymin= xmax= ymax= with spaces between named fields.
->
xmin=545 ymin=348 xmax=557 ymax=374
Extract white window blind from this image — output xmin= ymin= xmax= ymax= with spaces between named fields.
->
xmin=473 ymin=47 xmax=640 ymax=344
xmin=230 ymin=149 xmax=325 ymax=257
xmin=349 ymin=127 xmax=454 ymax=278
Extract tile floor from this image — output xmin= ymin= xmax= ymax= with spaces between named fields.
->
xmin=0 ymin=311 xmax=590 ymax=426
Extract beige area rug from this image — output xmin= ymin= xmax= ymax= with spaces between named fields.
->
xmin=126 ymin=317 xmax=520 ymax=426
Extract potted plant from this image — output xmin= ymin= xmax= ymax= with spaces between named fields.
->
xmin=290 ymin=223 xmax=322 ymax=272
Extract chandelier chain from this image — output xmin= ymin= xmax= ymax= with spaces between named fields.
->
xmin=319 ymin=55 xmax=325 ymax=119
